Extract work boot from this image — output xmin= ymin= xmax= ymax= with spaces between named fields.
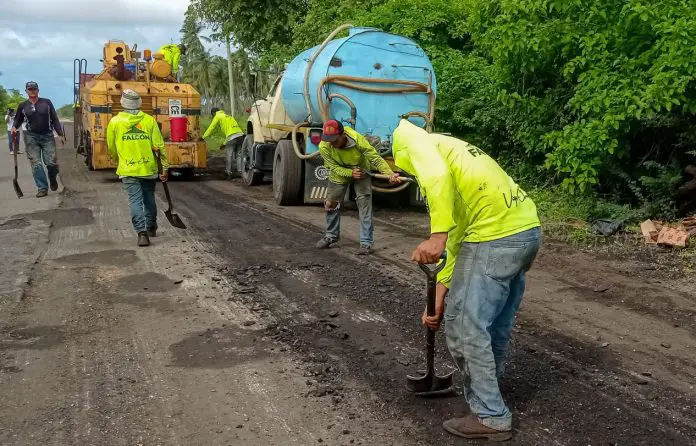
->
xmin=147 ymin=228 xmax=157 ymax=237
xmin=36 ymin=190 xmax=48 ymax=198
xmin=443 ymin=415 xmax=512 ymax=442
xmin=356 ymin=245 xmax=372 ymax=255
xmin=315 ymin=237 xmax=336 ymax=249
xmin=49 ymin=176 xmax=59 ymax=191
xmin=137 ymin=232 xmax=150 ymax=247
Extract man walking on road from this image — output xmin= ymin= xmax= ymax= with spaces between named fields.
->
xmin=11 ymin=82 xmax=64 ymax=197
xmin=392 ymin=119 xmax=542 ymax=441
xmin=202 ymin=108 xmax=244 ymax=178
xmin=315 ymin=120 xmax=401 ymax=255
xmin=107 ymin=89 xmax=168 ymax=247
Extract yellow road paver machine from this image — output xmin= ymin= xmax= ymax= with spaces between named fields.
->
xmin=73 ymin=40 xmax=206 ymax=177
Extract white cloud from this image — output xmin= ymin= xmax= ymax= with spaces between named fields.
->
xmin=0 ymin=0 xmax=224 ymax=107
xmin=0 ymin=0 xmax=190 ymax=25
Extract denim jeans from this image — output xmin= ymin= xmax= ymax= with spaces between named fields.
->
xmin=122 ymin=177 xmax=158 ymax=233
xmin=6 ymin=131 xmax=13 ymax=153
xmin=444 ymin=227 xmax=541 ymax=431
xmin=225 ymin=135 xmax=243 ymax=176
xmin=324 ymin=178 xmax=374 ymax=246
xmin=24 ymin=131 xmax=58 ymax=192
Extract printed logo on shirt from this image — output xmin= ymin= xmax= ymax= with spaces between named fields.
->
xmin=122 ymin=125 xmax=149 ymax=141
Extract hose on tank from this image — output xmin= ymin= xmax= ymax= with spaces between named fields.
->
xmin=327 ymin=93 xmax=356 ymax=126
xmin=371 ymin=182 xmax=412 ymax=194
xmin=304 ymin=23 xmax=353 ymax=122
xmin=317 ymin=75 xmax=433 ymax=124
xmin=401 ymin=111 xmax=433 ymax=132
xmin=291 ymin=122 xmax=321 ymax=159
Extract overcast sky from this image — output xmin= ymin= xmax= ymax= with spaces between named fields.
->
xmin=0 ymin=0 xmax=224 ymax=107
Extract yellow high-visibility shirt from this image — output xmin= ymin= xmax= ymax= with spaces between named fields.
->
xmin=318 ymin=127 xmax=393 ymax=185
xmin=392 ymin=119 xmax=540 ymax=287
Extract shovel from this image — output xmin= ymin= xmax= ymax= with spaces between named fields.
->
xmin=407 ymin=252 xmax=455 ymax=396
xmin=367 ymin=172 xmax=416 ymax=183
xmin=154 ymin=150 xmax=186 ymax=229
xmin=12 ymin=132 xmax=23 ymax=198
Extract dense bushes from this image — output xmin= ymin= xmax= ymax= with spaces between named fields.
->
xmin=191 ymin=0 xmax=696 ymax=219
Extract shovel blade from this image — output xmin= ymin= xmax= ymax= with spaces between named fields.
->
xmin=164 ymin=209 xmax=187 ymax=229
xmin=406 ymin=370 xmax=455 ymax=395
xmin=13 ymin=179 xmax=23 ymax=198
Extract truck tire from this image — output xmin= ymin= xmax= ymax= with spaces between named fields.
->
xmin=237 ymin=134 xmax=264 ymax=186
xmin=273 ymin=139 xmax=304 ymax=206
xmin=85 ymin=133 xmax=94 ymax=171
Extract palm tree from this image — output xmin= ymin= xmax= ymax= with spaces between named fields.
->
xmin=180 ymin=6 xmax=281 ymax=117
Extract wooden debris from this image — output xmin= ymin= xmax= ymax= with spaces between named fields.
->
xmin=640 ymin=220 xmax=659 ymax=244
xmin=656 ymin=226 xmax=689 ymax=248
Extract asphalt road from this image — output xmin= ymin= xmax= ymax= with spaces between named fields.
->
xmin=0 ymin=124 xmax=694 ymax=445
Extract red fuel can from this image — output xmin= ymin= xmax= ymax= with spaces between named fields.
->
xmin=169 ymin=116 xmax=188 ymax=142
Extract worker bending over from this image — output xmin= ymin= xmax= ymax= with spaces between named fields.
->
xmin=107 ymin=89 xmax=169 ymax=247
xmin=202 ymin=108 xmax=244 ymax=178
xmin=316 ymin=120 xmax=401 ymax=255
xmin=392 ymin=119 xmax=541 ymax=441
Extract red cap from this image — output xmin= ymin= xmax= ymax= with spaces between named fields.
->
xmin=321 ymin=119 xmax=344 ymax=142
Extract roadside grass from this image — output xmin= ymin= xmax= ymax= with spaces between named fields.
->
xmin=528 ymin=184 xmax=696 ymax=279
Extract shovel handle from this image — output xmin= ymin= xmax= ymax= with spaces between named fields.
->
xmin=423 ymin=253 xmax=447 ymax=375
xmin=369 ymin=172 xmax=416 ymax=183
xmin=154 ymin=150 xmax=174 ymax=210
xmin=418 ymin=251 xmax=447 ymax=279
xmin=422 ymin=252 xmax=446 ymax=319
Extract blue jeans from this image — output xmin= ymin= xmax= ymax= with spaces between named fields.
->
xmin=324 ymin=178 xmax=373 ymax=246
xmin=122 ymin=177 xmax=158 ymax=233
xmin=444 ymin=227 xmax=541 ymax=431
xmin=24 ymin=131 xmax=58 ymax=192
xmin=7 ymin=131 xmax=13 ymax=153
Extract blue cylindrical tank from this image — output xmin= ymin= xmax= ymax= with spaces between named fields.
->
xmin=281 ymin=27 xmax=436 ymax=151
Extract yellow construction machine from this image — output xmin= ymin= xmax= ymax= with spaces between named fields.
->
xmin=73 ymin=40 xmax=206 ymax=177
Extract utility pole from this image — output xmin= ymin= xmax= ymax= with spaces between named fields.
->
xmin=225 ymin=35 xmax=236 ymax=116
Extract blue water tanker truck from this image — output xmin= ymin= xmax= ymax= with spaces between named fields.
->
xmin=241 ymin=24 xmax=436 ymax=206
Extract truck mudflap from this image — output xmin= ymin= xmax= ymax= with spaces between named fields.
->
xmin=302 ymin=157 xmax=426 ymax=206
xmin=303 ymin=158 xmax=330 ymax=204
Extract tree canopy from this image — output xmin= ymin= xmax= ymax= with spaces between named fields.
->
xmin=188 ymin=0 xmax=696 ymax=217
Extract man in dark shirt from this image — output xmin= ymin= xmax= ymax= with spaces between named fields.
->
xmin=12 ymin=81 xmax=66 ymax=198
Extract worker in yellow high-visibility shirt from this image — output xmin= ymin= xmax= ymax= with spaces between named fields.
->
xmin=157 ymin=43 xmax=187 ymax=80
xmin=202 ymin=108 xmax=244 ymax=178
xmin=391 ymin=118 xmax=541 ymax=442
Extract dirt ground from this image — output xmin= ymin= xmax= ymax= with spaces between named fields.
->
xmin=0 ymin=130 xmax=694 ymax=445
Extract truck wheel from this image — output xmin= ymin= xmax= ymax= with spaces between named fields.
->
xmin=273 ymin=139 xmax=304 ymax=205
xmin=237 ymin=134 xmax=264 ymax=186
xmin=85 ymin=133 xmax=94 ymax=171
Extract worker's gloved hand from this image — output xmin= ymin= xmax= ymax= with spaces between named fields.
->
xmin=411 ymin=233 xmax=448 ymax=264
xmin=389 ymin=173 xmax=403 ymax=184
xmin=421 ymin=283 xmax=448 ymax=331
xmin=352 ymin=168 xmax=365 ymax=179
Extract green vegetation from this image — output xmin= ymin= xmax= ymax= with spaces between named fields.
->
xmin=179 ymin=8 xmax=277 ymax=118
xmin=56 ymin=104 xmax=73 ymax=119
xmin=187 ymin=0 xmax=696 ymax=223
xmin=0 ymin=86 xmax=25 ymax=113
